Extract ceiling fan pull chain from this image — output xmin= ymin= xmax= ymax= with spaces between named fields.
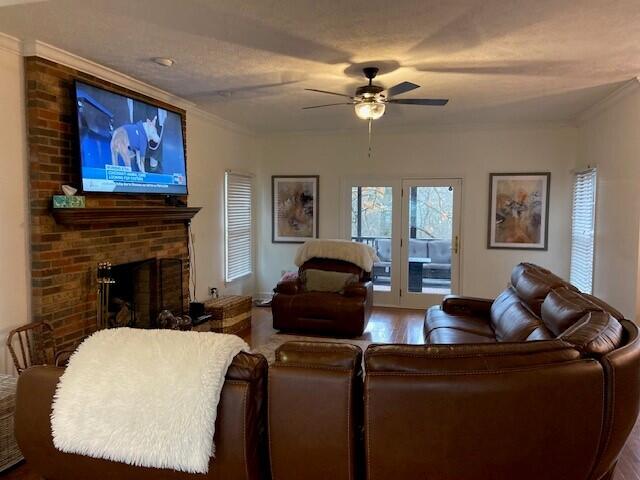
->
xmin=368 ymin=118 xmax=373 ymax=159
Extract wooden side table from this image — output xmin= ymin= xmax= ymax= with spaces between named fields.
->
xmin=192 ymin=295 xmax=252 ymax=335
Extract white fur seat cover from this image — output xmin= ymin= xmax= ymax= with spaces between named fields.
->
xmin=51 ymin=328 xmax=248 ymax=474
xmin=294 ymin=239 xmax=379 ymax=272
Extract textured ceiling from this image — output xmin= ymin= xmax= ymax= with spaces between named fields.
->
xmin=1 ymin=0 xmax=639 ymax=132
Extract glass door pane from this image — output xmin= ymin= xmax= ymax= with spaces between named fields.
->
xmin=408 ymin=185 xmax=453 ymax=294
xmin=401 ymin=179 xmax=461 ymax=309
xmin=351 ymin=186 xmax=393 ymax=293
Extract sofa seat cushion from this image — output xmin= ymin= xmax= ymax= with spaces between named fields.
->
xmin=425 ymin=306 xmax=494 ymax=338
xmin=426 ymin=327 xmax=497 ymax=345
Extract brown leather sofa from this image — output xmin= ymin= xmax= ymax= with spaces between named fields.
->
xmin=271 ymin=257 xmax=373 ymax=337
xmin=364 ymin=328 xmax=640 ymax=480
xmin=14 ymin=351 xmax=269 ymax=480
xmin=14 ymin=263 xmax=640 ymax=480
xmin=424 ymin=263 xmax=625 ymax=348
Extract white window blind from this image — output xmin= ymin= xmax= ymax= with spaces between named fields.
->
xmin=570 ymin=168 xmax=597 ymax=293
xmin=224 ymin=172 xmax=253 ymax=283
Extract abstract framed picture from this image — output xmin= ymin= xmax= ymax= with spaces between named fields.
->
xmin=272 ymin=175 xmax=319 ymax=243
xmin=487 ymin=172 xmax=551 ymax=250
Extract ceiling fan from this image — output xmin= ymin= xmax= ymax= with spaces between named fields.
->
xmin=303 ymin=67 xmax=448 ymax=120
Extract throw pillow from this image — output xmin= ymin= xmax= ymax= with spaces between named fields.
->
xmin=302 ymin=269 xmax=358 ymax=293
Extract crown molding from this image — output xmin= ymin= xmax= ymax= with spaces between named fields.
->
xmin=20 ymin=39 xmax=253 ymax=135
xmin=575 ymin=77 xmax=640 ymax=125
xmin=0 ymin=32 xmax=21 ymax=55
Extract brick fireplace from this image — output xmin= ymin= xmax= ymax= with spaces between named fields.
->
xmin=26 ymin=57 xmax=191 ymax=349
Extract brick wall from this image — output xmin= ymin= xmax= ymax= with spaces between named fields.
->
xmin=25 ymin=56 xmax=191 ymax=349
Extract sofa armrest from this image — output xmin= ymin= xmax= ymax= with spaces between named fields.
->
xmin=16 ymin=353 xmax=270 ymax=480
xmin=343 ymin=281 xmax=372 ymax=298
xmin=274 ymin=277 xmax=301 ymax=295
xmin=441 ymin=295 xmax=493 ymax=316
xmin=276 ymin=341 xmax=363 ymax=370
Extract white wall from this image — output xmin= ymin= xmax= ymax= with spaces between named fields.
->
xmin=255 ymin=124 xmax=577 ymax=301
xmin=186 ymin=112 xmax=257 ymax=301
xmin=0 ymin=41 xmax=30 ymax=374
xmin=577 ymin=81 xmax=640 ymax=319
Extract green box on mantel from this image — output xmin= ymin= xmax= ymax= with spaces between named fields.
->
xmin=52 ymin=195 xmax=85 ymax=208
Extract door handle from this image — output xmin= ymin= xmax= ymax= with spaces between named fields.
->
xmin=453 ymin=236 xmax=459 ymax=254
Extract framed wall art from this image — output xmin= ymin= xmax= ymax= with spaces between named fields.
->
xmin=488 ymin=172 xmax=550 ymax=250
xmin=272 ymin=175 xmax=319 ymax=243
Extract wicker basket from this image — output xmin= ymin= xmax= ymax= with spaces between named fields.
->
xmin=199 ymin=295 xmax=252 ymax=334
xmin=0 ymin=375 xmax=22 ymax=472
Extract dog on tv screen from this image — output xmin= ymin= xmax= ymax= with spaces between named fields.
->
xmin=75 ymin=81 xmax=187 ymax=194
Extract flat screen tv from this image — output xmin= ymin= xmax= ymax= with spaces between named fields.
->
xmin=74 ymin=80 xmax=188 ymax=195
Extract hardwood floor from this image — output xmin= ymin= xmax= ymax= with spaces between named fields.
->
xmin=3 ymin=306 xmax=639 ymax=479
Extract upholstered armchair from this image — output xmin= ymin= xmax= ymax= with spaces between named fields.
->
xmin=271 ymin=258 xmax=373 ymax=337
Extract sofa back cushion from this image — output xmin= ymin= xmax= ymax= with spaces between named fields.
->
xmin=510 ymin=263 xmax=574 ymax=316
xmin=300 ymin=258 xmax=367 ymax=280
xmin=365 ymin=340 xmax=580 ymax=373
xmin=541 ymin=287 xmax=604 ymax=336
xmin=427 ymin=240 xmax=451 ymax=264
xmin=408 ymin=239 xmax=428 ymax=258
xmin=301 ymin=269 xmax=357 ymax=293
xmin=374 ymin=238 xmax=392 ymax=262
xmin=490 ymin=288 xmax=545 ymax=341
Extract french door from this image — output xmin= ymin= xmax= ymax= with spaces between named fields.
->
xmin=346 ymin=177 xmax=462 ymax=309
xmin=346 ymin=180 xmax=401 ymax=306
xmin=399 ymin=179 xmax=462 ymax=309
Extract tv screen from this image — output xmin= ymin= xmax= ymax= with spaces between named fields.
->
xmin=75 ymin=81 xmax=187 ymax=195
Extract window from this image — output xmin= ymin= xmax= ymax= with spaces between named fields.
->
xmin=570 ymin=168 xmax=597 ymax=293
xmin=224 ymin=171 xmax=253 ymax=282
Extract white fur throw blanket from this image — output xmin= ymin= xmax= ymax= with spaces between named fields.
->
xmin=295 ymin=239 xmax=379 ymax=272
xmin=51 ymin=328 xmax=248 ymax=474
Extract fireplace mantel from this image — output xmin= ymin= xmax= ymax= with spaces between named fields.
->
xmin=52 ymin=206 xmax=201 ymax=225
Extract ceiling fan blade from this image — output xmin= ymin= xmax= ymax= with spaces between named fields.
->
xmin=302 ymin=102 xmax=354 ymax=110
xmin=388 ymin=98 xmax=449 ymax=106
xmin=385 ymin=81 xmax=420 ymax=97
xmin=305 ymin=88 xmax=354 ymax=99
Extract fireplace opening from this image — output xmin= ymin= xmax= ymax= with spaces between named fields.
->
xmin=107 ymin=258 xmax=184 ymax=329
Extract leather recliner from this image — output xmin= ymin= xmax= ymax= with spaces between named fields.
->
xmin=14 ymin=351 xmax=269 ymax=480
xmin=271 ymin=257 xmax=373 ymax=337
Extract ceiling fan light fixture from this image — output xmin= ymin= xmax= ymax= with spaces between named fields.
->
xmin=354 ymin=100 xmax=385 ymax=120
